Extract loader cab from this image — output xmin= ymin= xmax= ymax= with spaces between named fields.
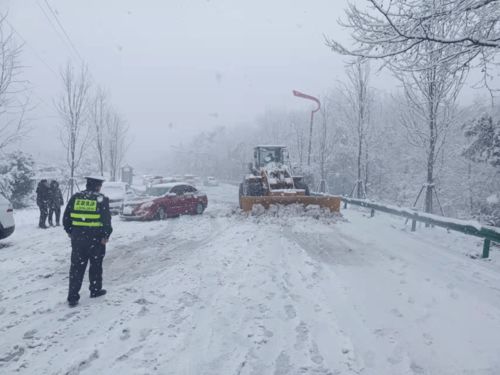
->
xmin=253 ymin=146 xmax=288 ymax=169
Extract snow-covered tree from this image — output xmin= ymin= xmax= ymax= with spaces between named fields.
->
xmin=396 ymin=57 xmax=464 ymax=213
xmin=0 ymin=151 xmax=35 ymax=207
xmin=338 ymin=59 xmax=373 ymax=198
xmin=57 ymin=62 xmax=92 ymax=195
xmin=463 ymin=114 xmax=500 ymax=167
xmin=317 ymin=94 xmax=335 ymax=193
xmin=90 ymin=87 xmax=108 ymax=176
xmin=327 ymin=0 xmax=500 ymax=76
xmin=0 ymin=14 xmax=29 ymax=152
xmin=106 ymin=111 xmax=128 ymax=181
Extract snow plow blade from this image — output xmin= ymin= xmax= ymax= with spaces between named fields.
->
xmin=240 ymin=195 xmax=341 ymax=213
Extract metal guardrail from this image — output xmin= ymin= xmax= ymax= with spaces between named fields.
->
xmin=340 ymin=196 xmax=500 ymax=259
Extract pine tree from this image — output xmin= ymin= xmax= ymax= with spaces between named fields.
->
xmin=0 ymin=151 xmax=35 ymax=207
xmin=463 ymin=115 xmax=500 ymax=168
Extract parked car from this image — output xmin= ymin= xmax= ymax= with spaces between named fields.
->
xmin=120 ymin=182 xmax=208 ymax=220
xmin=101 ymin=182 xmax=134 ymax=214
xmin=0 ymin=195 xmax=15 ymax=240
xmin=204 ymin=176 xmax=219 ymax=186
xmin=183 ymin=174 xmax=197 ymax=185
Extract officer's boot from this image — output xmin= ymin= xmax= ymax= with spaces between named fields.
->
xmin=90 ymin=289 xmax=107 ymax=298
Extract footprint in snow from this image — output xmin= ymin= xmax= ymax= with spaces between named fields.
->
xmin=138 ymin=306 xmax=149 ymax=316
xmin=0 ymin=345 xmax=25 ymax=363
xmin=410 ymin=361 xmax=426 ymax=374
xmin=422 ymin=332 xmax=433 ymax=346
xmin=309 ymin=341 xmax=324 ymax=365
xmin=373 ymin=328 xmax=397 ymax=343
xmin=294 ymin=321 xmax=309 ymax=350
xmin=58 ymin=310 xmax=79 ymax=322
xmin=390 ymin=308 xmax=404 ymax=318
xmin=274 ymin=352 xmax=293 ymax=375
xmin=284 ymin=305 xmax=296 ymax=319
xmin=22 ymin=329 xmax=37 ymax=340
xmin=134 ymin=298 xmax=151 ymax=305
xmin=139 ymin=328 xmax=152 ymax=342
xmin=120 ymin=328 xmax=131 ymax=341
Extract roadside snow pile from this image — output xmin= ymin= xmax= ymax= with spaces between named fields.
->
xmin=244 ymin=203 xmax=344 ymax=227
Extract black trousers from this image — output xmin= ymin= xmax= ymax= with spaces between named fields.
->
xmin=38 ymin=203 xmax=48 ymax=227
xmin=48 ymin=206 xmax=61 ymax=225
xmin=67 ymin=236 xmax=106 ymax=302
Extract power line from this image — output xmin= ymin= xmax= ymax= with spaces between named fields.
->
xmin=42 ymin=0 xmax=84 ymax=64
xmin=2 ymin=16 xmax=59 ymax=79
xmin=36 ymin=1 xmax=81 ymax=64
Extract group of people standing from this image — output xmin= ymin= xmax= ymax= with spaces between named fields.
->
xmin=36 ymin=179 xmax=64 ymax=228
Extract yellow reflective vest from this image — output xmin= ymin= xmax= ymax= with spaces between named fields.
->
xmin=63 ymin=190 xmax=113 ymax=238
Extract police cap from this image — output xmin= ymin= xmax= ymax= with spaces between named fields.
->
xmin=85 ymin=175 xmax=106 ymax=184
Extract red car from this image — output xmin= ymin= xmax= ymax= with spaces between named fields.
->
xmin=120 ymin=183 xmax=208 ymax=220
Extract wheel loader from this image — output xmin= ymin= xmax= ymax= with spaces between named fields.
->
xmin=238 ymin=145 xmax=340 ymax=213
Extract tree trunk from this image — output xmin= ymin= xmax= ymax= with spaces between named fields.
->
xmin=425 ymin=120 xmax=436 ymax=213
xmin=356 ymin=131 xmax=363 ymax=198
xmin=468 ymin=162 xmax=473 ymax=214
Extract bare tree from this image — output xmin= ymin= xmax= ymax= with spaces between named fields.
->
xmin=0 ymin=14 xmax=29 ymax=152
xmin=106 ymin=111 xmax=128 ymax=181
xmin=57 ymin=62 xmax=91 ymax=195
xmin=327 ymin=0 xmax=500 ymax=75
xmin=289 ymin=111 xmax=307 ymax=167
xmin=396 ymin=48 xmax=466 ymax=213
xmin=338 ymin=59 xmax=373 ymax=198
xmin=317 ymin=94 xmax=337 ymax=193
xmin=90 ymin=87 xmax=108 ymax=175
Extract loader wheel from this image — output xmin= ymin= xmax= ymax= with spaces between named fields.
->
xmin=295 ymin=180 xmax=310 ymax=196
xmin=247 ymin=181 xmax=263 ymax=196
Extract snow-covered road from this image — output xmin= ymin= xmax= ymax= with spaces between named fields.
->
xmin=1 ymin=184 xmax=500 ymax=374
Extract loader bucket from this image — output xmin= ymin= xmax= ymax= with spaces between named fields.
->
xmin=239 ymin=195 xmax=341 ymax=213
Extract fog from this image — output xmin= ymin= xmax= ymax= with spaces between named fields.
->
xmin=4 ymin=1 xmax=492 ymax=169
xmin=5 ymin=0 xmax=350 ymax=166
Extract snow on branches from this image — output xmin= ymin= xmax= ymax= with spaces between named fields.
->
xmin=0 ymin=151 xmax=35 ymax=207
xmin=463 ymin=114 xmax=500 ymax=167
xmin=327 ymin=0 xmax=500 ymax=73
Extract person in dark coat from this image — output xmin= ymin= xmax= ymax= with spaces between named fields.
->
xmin=63 ymin=176 xmax=113 ymax=307
xmin=36 ymin=179 xmax=50 ymax=229
xmin=48 ymin=180 xmax=64 ymax=226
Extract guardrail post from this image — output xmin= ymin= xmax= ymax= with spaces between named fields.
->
xmin=482 ymin=239 xmax=491 ymax=259
xmin=411 ymin=218 xmax=417 ymax=232
xmin=370 ymin=208 xmax=375 ymax=217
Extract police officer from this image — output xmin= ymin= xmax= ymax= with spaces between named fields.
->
xmin=63 ymin=176 xmax=113 ymax=307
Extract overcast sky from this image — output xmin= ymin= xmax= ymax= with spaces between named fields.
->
xmin=3 ymin=0 xmax=490 ymax=169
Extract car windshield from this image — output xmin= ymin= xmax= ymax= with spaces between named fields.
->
xmin=258 ymin=147 xmax=283 ymax=164
xmin=148 ymin=186 xmax=172 ymax=196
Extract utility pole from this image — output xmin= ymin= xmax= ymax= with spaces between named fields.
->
xmin=292 ymin=90 xmax=321 ymax=166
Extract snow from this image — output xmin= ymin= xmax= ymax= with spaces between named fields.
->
xmin=345 ymin=197 xmax=500 ymax=235
xmin=487 ymin=194 xmax=499 ymax=205
xmin=1 ymin=184 xmax=500 ymax=374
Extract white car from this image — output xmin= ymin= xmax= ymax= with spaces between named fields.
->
xmin=0 ymin=195 xmax=15 ymax=240
xmin=204 ymin=176 xmax=219 ymax=186
xmin=100 ymin=182 xmax=134 ymax=215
